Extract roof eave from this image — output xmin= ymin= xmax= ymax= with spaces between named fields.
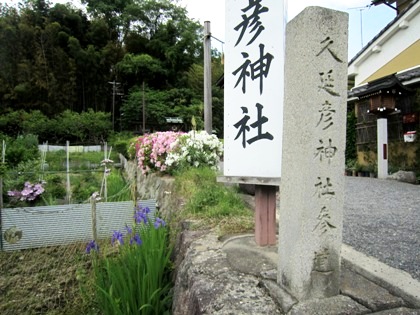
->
xmin=349 ymin=0 xmax=418 ymax=66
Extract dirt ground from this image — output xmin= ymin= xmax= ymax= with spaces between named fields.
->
xmin=0 ymin=243 xmax=99 ymax=315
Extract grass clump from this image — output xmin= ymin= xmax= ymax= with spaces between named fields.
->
xmin=174 ymin=167 xmax=254 ymax=236
xmin=105 ymin=171 xmax=133 ymax=202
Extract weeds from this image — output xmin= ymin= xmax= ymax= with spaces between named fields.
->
xmin=174 ymin=167 xmax=254 ymax=236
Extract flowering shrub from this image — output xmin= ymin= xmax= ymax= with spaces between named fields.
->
xmin=8 ymin=181 xmax=45 ymax=203
xmin=86 ymin=204 xmax=171 ymax=315
xmin=134 ymin=130 xmax=224 ymax=174
xmin=166 ymin=130 xmax=223 ymax=171
xmin=136 ymin=131 xmax=183 ymax=174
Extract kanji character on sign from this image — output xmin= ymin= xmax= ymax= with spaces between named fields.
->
xmin=315 ymin=139 xmax=338 ymax=163
xmin=313 ymin=206 xmax=337 ymax=234
xmin=234 ymin=0 xmax=269 ymax=46
xmin=234 ymin=103 xmax=273 ymax=148
xmin=318 ymin=69 xmax=340 ymax=97
xmin=314 ymin=177 xmax=335 ymax=198
xmin=233 ymin=106 xmax=251 ymax=148
xmin=232 ymin=44 xmax=274 ymax=94
xmin=316 ymin=37 xmax=344 ymax=63
xmin=317 ymin=100 xmax=336 ymax=130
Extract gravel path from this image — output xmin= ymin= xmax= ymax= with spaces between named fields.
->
xmin=343 ymin=176 xmax=420 ymax=281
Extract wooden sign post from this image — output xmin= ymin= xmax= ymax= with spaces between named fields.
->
xmin=219 ymin=0 xmax=286 ymax=246
xmin=255 ymin=185 xmax=277 ymax=245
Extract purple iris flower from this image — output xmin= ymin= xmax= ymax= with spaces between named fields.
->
xmin=125 ymin=224 xmax=133 ymax=235
xmin=111 ymin=230 xmax=124 ymax=246
xmin=86 ymin=240 xmax=99 ymax=253
xmin=154 ymin=217 xmax=166 ymax=229
xmin=134 ymin=206 xmax=150 ymax=224
xmin=130 ymin=233 xmax=142 ymax=246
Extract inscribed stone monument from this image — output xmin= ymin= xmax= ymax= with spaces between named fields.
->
xmin=278 ymin=7 xmax=348 ymax=300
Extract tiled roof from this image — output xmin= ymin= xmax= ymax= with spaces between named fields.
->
xmin=349 ymin=66 xmax=419 ymax=98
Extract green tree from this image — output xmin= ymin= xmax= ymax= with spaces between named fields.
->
xmin=184 ymin=53 xmax=224 ymax=136
xmin=0 ymin=0 xmax=205 ymax=132
xmin=0 ymin=1 xmax=92 ymax=114
xmin=0 ymin=133 xmax=40 ymax=166
xmin=82 ymin=0 xmax=133 ymax=40
xmin=0 ymin=5 xmax=24 ymax=110
xmin=117 ymin=53 xmax=167 ymax=88
xmin=0 ymin=110 xmax=25 ymax=137
xmin=80 ymin=109 xmax=112 ymax=143
xmin=346 ymin=106 xmax=357 ymax=163
xmin=21 ymin=110 xmax=51 ymax=141
xmin=120 ymin=86 xmax=202 ymax=131
xmin=93 ymin=0 xmax=203 ymax=87
xmin=51 ymin=110 xmax=111 ymax=143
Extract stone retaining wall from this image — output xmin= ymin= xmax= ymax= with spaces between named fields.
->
xmin=122 ymin=157 xmax=181 ymax=218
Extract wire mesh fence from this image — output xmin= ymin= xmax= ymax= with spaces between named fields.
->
xmin=0 ymin=199 xmax=156 ymax=314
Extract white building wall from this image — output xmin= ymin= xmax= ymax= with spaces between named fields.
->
xmin=349 ymin=2 xmax=420 ymax=86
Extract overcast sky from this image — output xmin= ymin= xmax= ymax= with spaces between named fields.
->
xmin=4 ymin=0 xmax=397 ymax=60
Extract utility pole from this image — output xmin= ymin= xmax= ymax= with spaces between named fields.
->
xmin=204 ymin=21 xmax=212 ymax=134
xmin=112 ymin=81 xmax=116 ymax=131
xmin=142 ymin=81 xmax=146 ymax=134
xmin=0 ymin=141 xmax=5 ymax=250
xmin=108 ymin=80 xmax=121 ymax=131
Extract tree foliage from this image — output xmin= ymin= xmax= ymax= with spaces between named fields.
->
xmin=0 ymin=0 xmax=224 ymax=136
xmin=0 ymin=109 xmax=111 ymax=144
xmin=0 ymin=133 xmax=40 ymax=167
xmin=346 ymin=106 xmax=357 ymax=163
xmin=120 ymin=86 xmax=204 ymax=132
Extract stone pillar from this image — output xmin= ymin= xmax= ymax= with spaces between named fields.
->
xmin=377 ymin=118 xmax=388 ymax=179
xmin=278 ymin=7 xmax=348 ymax=301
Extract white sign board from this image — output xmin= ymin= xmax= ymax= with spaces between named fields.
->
xmin=224 ymin=0 xmax=286 ymax=178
